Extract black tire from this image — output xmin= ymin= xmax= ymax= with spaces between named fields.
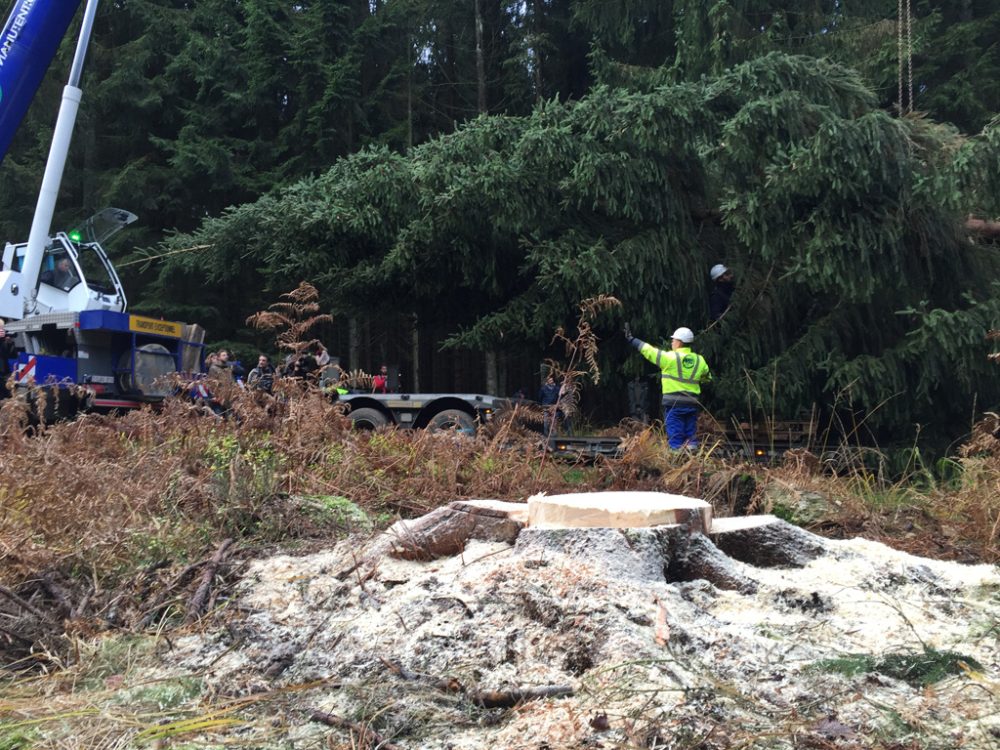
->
xmin=349 ymin=406 xmax=389 ymax=429
xmin=428 ymin=408 xmax=476 ymax=435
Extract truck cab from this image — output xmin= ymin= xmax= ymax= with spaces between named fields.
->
xmin=0 ymin=208 xmax=131 ymax=320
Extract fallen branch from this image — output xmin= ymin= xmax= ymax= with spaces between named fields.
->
xmin=381 ymin=657 xmax=574 ymax=708
xmin=40 ymin=574 xmax=73 ymax=618
xmin=0 ymin=585 xmax=56 ymax=624
xmin=966 ymin=216 xmax=1000 ymax=237
xmin=138 ymin=558 xmax=212 ymax=627
xmin=307 ymin=709 xmax=402 ymax=750
xmin=0 ymin=625 xmax=35 ymax=646
xmin=185 ymin=538 xmax=234 ymax=624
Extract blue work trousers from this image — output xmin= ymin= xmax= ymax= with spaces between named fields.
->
xmin=664 ymin=403 xmax=699 ymax=450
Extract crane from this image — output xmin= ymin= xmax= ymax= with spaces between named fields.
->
xmin=0 ymin=0 xmax=204 ymax=414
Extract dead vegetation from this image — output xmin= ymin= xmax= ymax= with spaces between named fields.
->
xmin=0 ymin=394 xmax=998 ymax=748
xmin=0 ymin=291 xmax=998 ymax=748
xmin=0 ymin=382 xmax=997 ymax=674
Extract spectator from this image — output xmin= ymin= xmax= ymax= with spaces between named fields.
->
xmin=0 ymin=318 xmax=16 ymax=399
xmin=209 ymin=349 xmax=234 ymax=383
xmin=247 ymin=354 xmax=276 ymax=393
xmin=313 ymin=342 xmax=331 ymax=367
xmin=538 ymin=374 xmax=563 ymax=436
xmin=290 ymin=348 xmax=319 ymax=380
xmin=372 ymin=364 xmax=389 ymax=393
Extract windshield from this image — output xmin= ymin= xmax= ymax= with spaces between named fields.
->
xmin=38 ymin=243 xmax=81 ymax=293
xmin=75 ymin=243 xmax=117 ymax=295
xmin=76 ymin=208 xmax=137 ymax=245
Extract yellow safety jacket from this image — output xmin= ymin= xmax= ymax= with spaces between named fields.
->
xmin=638 ymin=343 xmax=711 ymax=404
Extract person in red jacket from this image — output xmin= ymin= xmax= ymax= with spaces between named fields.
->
xmin=372 ymin=364 xmax=389 ymax=393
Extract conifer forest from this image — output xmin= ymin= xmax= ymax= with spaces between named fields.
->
xmin=3 ymin=0 xmax=1000 ymax=446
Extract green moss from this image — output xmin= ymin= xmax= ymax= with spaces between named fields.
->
xmin=298 ymin=494 xmax=372 ymax=531
xmin=115 ymin=676 xmax=204 ymax=710
xmin=78 ymin=635 xmax=156 ymax=689
xmin=769 ymin=502 xmax=797 ymax=523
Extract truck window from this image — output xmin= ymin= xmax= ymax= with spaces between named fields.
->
xmin=39 ymin=245 xmax=81 ymax=292
xmin=74 ymin=243 xmax=117 ymax=295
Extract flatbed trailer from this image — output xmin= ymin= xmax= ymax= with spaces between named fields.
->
xmin=540 ymin=417 xmax=817 ymax=462
xmin=333 ymin=391 xmax=508 ymax=433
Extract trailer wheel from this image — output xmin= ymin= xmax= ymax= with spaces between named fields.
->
xmin=349 ymin=407 xmax=389 ymax=429
xmin=428 ymin=409 xmax=476 ymax=435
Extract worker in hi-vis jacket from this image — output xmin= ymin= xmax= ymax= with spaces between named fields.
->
xmin=626 ymin=324 xmax=711 ymax=450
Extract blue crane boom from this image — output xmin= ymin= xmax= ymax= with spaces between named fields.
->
xmin=0 ymin=0 xmax=82 ymax=166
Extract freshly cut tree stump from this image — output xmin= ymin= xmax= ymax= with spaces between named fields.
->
xmin=710 ymin=515 xmax=827 ymax=568
xmin=387 ymin=500 xmax=526 ymax=561
xmin=527 ymin=492 xmax=711 ymax=533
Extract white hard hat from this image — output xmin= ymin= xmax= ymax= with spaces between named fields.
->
xmin=671 ymin=327 xmax=694 ymax=343
xmin=710 ymin=263 xmax=729 ymax=281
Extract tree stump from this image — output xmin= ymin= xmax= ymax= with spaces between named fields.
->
xmin=710 ymin=515 xmax=827 ymax=568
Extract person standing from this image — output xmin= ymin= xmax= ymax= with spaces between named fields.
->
xmin=709 ymin=264 xmax=735 ymax=321
xmin=372 ymin=364 xmax=389 ymax=393
xmin=538 ymin=374 xmax=562 ymax=436
xmin=209 ymin=350 xmax=234 ymax=383
xmin=626 ymin=325 xmax=711 ymax=449
xmin=247 ymin=354 xmax=276 ymax=393
xmin=0 ymin=319 xmax=17 ymax=399
xmin=313 ymin=342 xmax=331 ymax=367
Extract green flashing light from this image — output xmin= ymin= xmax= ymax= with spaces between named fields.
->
xmin=68 ymin=230 xmax=82 ymax=243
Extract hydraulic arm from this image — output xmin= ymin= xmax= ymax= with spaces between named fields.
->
xmin=0 ymin=0 xmax=83 ymax=166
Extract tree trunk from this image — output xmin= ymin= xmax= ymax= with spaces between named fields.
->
xmin=485 ymin=350 xmax=498 ymax=395
xmin=348 ymin=316 xmax=360 ymax=372
xmin=532 ymin=0 xmax=544 ymax=102
xmin=407 ymin=33 xmax=414 ymax=151
xmin=474 ymin=0 xmax=487 ymax=114
xmin=497 ymin=351 xmax=508 ymax=396
xmin=410 ymin=313 xmax=420 ymax=391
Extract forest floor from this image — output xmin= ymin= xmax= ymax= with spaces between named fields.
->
xmin=0 ymin=388 xmax=998 ymax=749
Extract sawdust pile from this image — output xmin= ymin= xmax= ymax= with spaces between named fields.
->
xmin=164 ymin=517 xmax=1000 ymax=749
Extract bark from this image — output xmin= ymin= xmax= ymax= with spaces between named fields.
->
xmin=348 ymin=316 xmax=360 ymax=371
xmin=185 ymin=538 xmax=234 ymax=623
xmin=308 ymin=710 xmax=402 ymax=750
xmin=664 ymin=531 xmax=759 ymax=594
xmin=710 ymin=516 xmax=827 ymax=568
xmin=532 ymin=0 xmax=544 ymax=101
xmin=474 ymin=0 xmax=488 ymax=114
xmin=485 ymin=350 xmax=498 ymax=395
xmin=411 ymin=313 xmax=420 ymax=391
xmin=388 ymin=500 xmax=524 ymax=561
